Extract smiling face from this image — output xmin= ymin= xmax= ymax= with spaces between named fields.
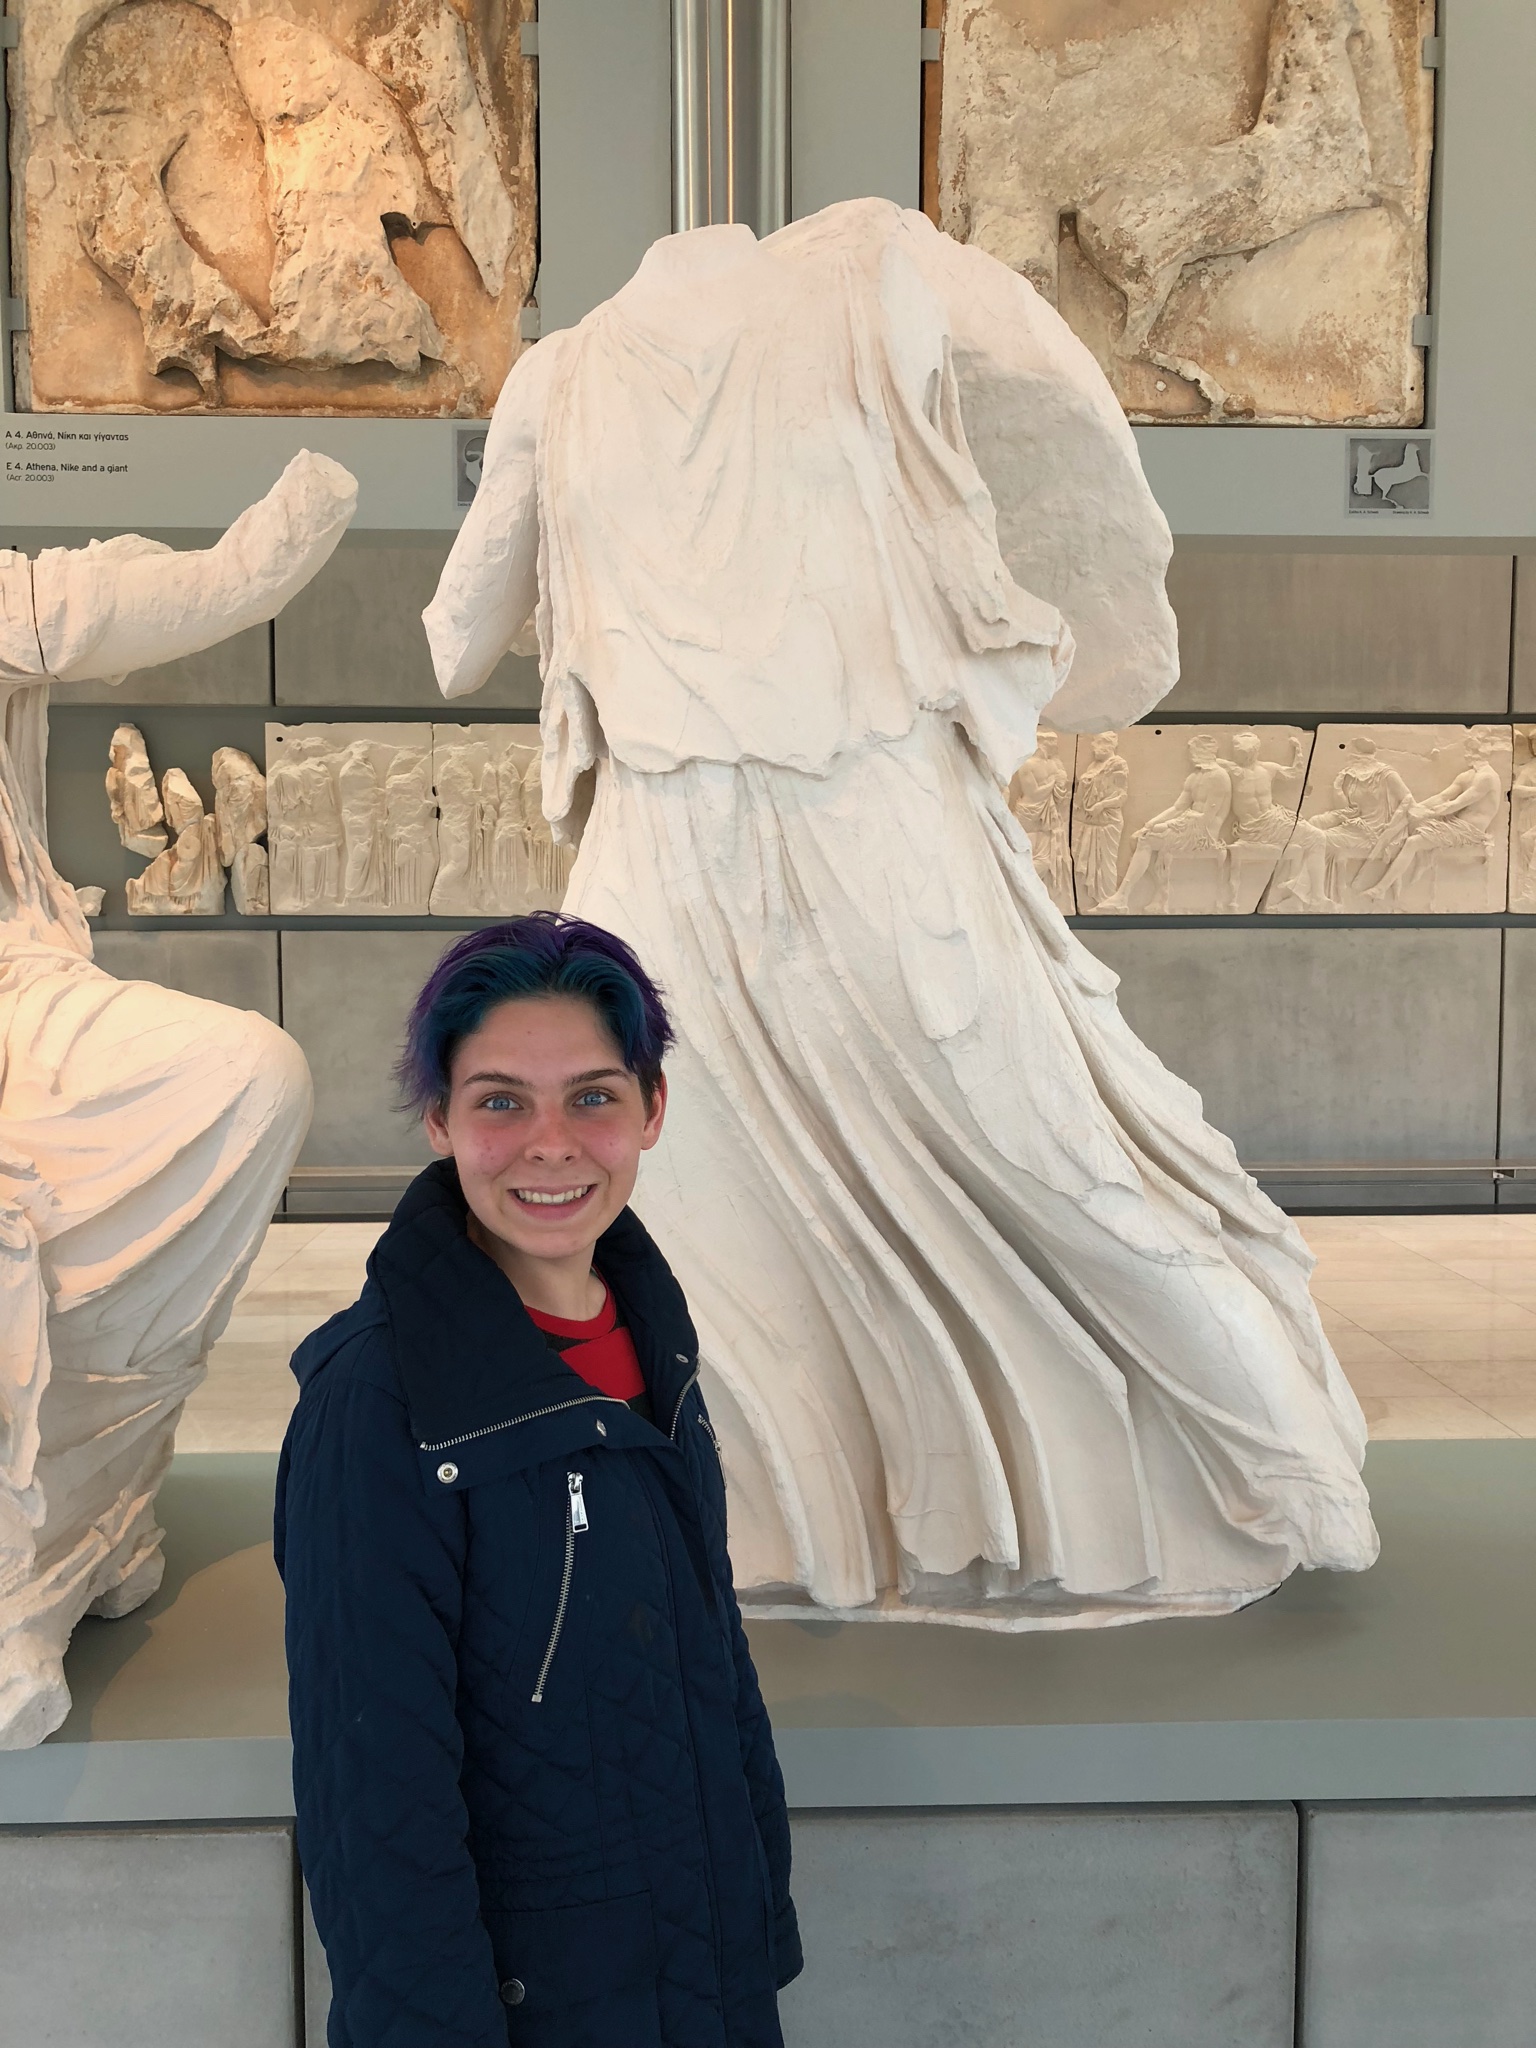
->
xmin=423 ymin=994 xmax=666 ymax=1298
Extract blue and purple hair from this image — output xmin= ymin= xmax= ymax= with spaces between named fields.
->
xmin=398 ymin=912 xmax=676 ymax=1115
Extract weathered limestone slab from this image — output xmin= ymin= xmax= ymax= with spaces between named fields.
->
xmin=936 ymin=0 xmax=1434 ymax=425
xmin=1007 ymin=728 xmax=1075 ymax=913
xmin=10 ymin=0 xmax=537 ymax=414
xmin=266 ymin=722 xmax=436 ymax=915
xmin=1512 ymin=728 xmax=1536 ymax=914
xmin=1264 ymin=725 xmax=1512 ymax=915
xmin=1078 ymin=723 xmax=1312 ymax=913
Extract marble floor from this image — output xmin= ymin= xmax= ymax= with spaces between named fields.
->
xmin=176 ymin=1210 xmax=1536 ymax=1453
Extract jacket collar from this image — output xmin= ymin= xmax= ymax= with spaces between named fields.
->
xmin=368 ymin=1160 xmax=699 ymax=1449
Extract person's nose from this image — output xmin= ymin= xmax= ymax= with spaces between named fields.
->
xmin=522 ymin=1103 xmax=579 ymax=1161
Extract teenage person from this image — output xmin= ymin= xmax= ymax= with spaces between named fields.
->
xmin=276 ymin=913 xmax=801 ymax=2048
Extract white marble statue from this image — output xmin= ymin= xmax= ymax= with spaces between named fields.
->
xmin=0 ymin=451 xmax=356 ymax=1748
xmin=1007 ymin=730 xmax=1075 ymax=914
xmin=426 ymin=200 xmax=1377 ymax=1628
xmin=125 ymin=766 xmax=228 ymax=915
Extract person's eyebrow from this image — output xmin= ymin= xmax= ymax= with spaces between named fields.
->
xmin=457 ymin=1067 xmax=632 ymax=1089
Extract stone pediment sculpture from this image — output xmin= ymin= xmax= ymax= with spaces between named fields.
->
xmin=11 ymin=0 xmax=536 ymax=413
xmin=1264 ymin=724 xmax=1512 ymax=914
xmin=0 ymin=450 xmax=355 ymax=1748
xmin=934 ymin=0 xmax=1434 ymax=425
xmin=425 ymin=198 xmax=1378 ymax=1631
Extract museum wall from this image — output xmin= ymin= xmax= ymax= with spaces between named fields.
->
xmin=7 ymin=0 xmax=1536 ymax=1213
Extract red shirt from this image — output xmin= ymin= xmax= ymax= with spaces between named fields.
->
xmin=524 ymin=1283 xmax=647 ymax=1404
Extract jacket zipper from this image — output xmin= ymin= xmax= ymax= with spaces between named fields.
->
xmin=531 ymin=1472 xmax=589 ymax=1704
xmin=669 ymin=1366 xmax=701 ymax=1440
xmin=420 ymin=1396 xmax=626 ymax=1457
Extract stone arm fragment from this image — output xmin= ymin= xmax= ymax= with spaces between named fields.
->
xmin=31 ymin=452 xmax=357 ymax=685
xmin=425 ymin=334 xmax=570 ymax=701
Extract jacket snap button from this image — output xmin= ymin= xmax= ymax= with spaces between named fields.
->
xmin=499 ymin=1978 xmax=525 ymax=2006
xmin=594 ymin=1419 xmax=607 ymax=1437
xmin=676 ymin=1353 xmax=688 ymax=1363
xmin=436 ymin=1461 xmax=459 ymax=1485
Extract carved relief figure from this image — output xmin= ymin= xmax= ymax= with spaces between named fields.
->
xmin=1362 ymin=729 xmax=1507 ymax=906
xmin=430 ymin=724 xmax=555 ymax=915
xmin=1098 ymin=734 xmax=1231 ymax=913
xmin=212 ymin=745 xmax=268 ymax=915
xmin=0 ymin=452 xmax=354 ymax=1747
xmin=1512 ymin=730 xmax=1536 ymax=912
xmin=1071 ymin=731 xmax=1128 ymax=910
xmin=1265 ymin=726 xmax=1510 ymax=914
xmin=105 ymin=724 xmax=167 ymax=855
xmin=426 ymin=202 xmax=1376 ymax=1632
xmin=13 ymin=0 xmax=537 ymax=415
xmin=1007 ymin=729 xmax=1074 ymax=913
xmin=1223 ymin=732 xmax=1310 ymax=848
xmin=936 ymin=0 xmax=1434 ymax=425
xmin=126 ymin=765 xmax=227 ymax=914
xmin=268 ymin=725 xmax=435 ymax=914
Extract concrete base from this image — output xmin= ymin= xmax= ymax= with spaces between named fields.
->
xmin=1 ymin=1446 xmax=1532 ymax=2047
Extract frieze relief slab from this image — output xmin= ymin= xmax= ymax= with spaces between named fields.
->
xmin=1508 ymin=727 xmax=1536 ymax=913
xmin=266 ymin=722 xmax=437 ymax=914
xmin=1075 ymin=724 xmax=1311 ymax=913
xmin=1263 ymin=725 xmax=1513 ymax=914
xmin=935 ymin=0 xmax=1434 ymax=425
xmin=431 ymin=723 xmax=575 ymax=916
xmin=10 ymin=0 xmax=537 ymax=413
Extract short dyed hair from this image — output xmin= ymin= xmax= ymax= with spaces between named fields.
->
xmin=398 ymin=912 xmax=675 ymax=1116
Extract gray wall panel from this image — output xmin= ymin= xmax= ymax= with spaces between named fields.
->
xmin=539 ymin=0 xmax=673 ymax=331
xmin=91 ymin=930 xmax=280 ymax=1022
xmin=281 ymin=930 xmax=446 ymax=1171
xmin=1499 ymin=931 xmax=1536 ymax=1163
xmin=1162 ymin=553 xmax=1513 ymax=715
xmin=1514 ymin=556 xmax=1536 ymax=716
xmin=274 ymin=537 xmax=541 ymax=707
xmin=780 ymin=1806 xmax=1296 ymax=2048
xmin=1077 ymin=927 xmax=1502 ymax=1168
xmin=791 ymin=0 xmax=921 ymax=219
xmin=1300 ymin=1802 xmax=1536 ymax=2048
xmin=0 ymin=1823 xmax=298 ymax=2048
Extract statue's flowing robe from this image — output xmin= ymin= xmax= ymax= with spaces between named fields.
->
xmin=1 ymin=454 xmax=350 ymax=1744
xmin=428 ymin=201 xmax=1378 ymax=1625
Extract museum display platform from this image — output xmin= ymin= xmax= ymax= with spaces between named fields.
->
xmin=2 ymin=1442 xmax=1533 ymax=2047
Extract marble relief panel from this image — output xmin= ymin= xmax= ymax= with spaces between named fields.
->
xmin=935 ymin=0 xmax=1434 ymax=425
xmin=1264 ymin=725 xmax=1513 ymax=915
xmin=430 ymin=724 xmax=574 ymax=916
xmin=266 ymin=723 xmax=437 ymax=915
xmin=1007 ymin=728 xmax=1075 ymax=914
xmin=1075 ymin=725 xmax=1311 ymax=915
xmin=11 ymin=0 xmax=537 ymax=414
xmin=1510 ymin=728 xmax=1536 ymax=913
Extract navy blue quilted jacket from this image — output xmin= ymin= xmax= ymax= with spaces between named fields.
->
xmin=275 ymin=1160 xmax=801 ymax=2048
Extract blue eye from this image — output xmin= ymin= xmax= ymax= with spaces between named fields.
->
xmin=576 ymin=1090 xmax=612 ymax=1108
xmin=482 ymin=1093 xmax=515 ymax=1112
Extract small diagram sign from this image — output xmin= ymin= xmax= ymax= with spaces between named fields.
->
xmin=455 ymin=426 xmax=488 ymax=508
xmin=1347 ymin=436 xmax=1431 ymax=517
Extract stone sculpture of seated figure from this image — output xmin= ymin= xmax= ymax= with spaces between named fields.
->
xmin=1098 ymin=733 xmax=1231 ymax=913
xmin=1362 ymin=731 xmax=1506 ymax=906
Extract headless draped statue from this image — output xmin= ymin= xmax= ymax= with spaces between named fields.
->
xmin=426 ymin=201 xmax=1377 ymax=1628
xmin=1 ymin=454 xmax=355 ymax=1746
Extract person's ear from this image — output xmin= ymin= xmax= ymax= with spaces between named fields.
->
xmin=423 ymin=1101 xmax=455 ymax=1158
xmin=640 ymin=1071 xmax=668 ymax=1151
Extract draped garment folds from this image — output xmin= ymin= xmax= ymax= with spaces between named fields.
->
xmin=0 ymin=456 xmax=352 ymax=1746
xmin=427 ymin=200 xmax=1378 ymax=1626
